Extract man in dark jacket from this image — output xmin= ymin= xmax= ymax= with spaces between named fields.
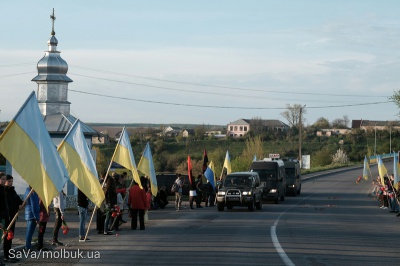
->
xmin=78 ymin=189 xmax=90 ymax=242
xmin=3 ymin=175 xmax=23 ymax=262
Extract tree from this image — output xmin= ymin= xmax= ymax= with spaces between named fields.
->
xmin=93 ymin=146 xmax=108 ymax=174
xmin=331 ymin=115 xmax=350 ymax=129
xmin=249 ymin=116 xmax=263 ymax=136
xmin=194 ymin=125 xmax=207 ymax=139
xmin=390 ymin=91 xmax=400 ymax=116
xmin=312 ymin=117 xmax=330 ymax=130
xmin=280 ymin=104 xmax=306 ymax=128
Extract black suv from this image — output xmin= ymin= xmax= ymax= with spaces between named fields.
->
xmin=216 ymin=172 xmax=263 ymax=211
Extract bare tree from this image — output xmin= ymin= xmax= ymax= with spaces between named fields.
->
xmin=331 ymin=115 xmax=349 ymax=129
xmin=280 ymin=104 xmax=306 ymax=128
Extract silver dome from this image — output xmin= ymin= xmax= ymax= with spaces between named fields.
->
xmin=32 ymin=35 xmax=72 ymax=82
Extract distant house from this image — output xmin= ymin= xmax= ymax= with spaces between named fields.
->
xmin=227 ymin=118 xmax=289 ymax=137
xmin=182 ymin=129 xmax=195 ymax=137
xmin=316 ymin=129 xmax=351 ymax=137
xmin=92 ymin=133 xmax=110 ymax=144
xmin=352 ymin=120 xmax=400 ymax=131
xmin=162 ymin=126 xmax=181 ymax=137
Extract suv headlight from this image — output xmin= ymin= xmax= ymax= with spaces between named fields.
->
xmin=242 ymin=191 xmax=252 ymax=195
xmin=218 ymin=191 xmax=226 ymax=196
xmin=269 ymin=189 xmax=277 ymax=193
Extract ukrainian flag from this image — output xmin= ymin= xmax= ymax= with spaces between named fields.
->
xmin=204 ymin=160 xmax=216 ymax=188
xmin=394 ymin=153 xmax=400 ymax=185
xmin=58 ymin=120 xmax=105 ymax=207
xmin=138 ymin=142 xmax=158 ymax=196
xmin=362 ymin=156 xmax=369 ymax=180
xmin=0 ymin=92 xmax=69 ymax=207
xmin=112 ymin=127 xmax=141 ymax=188
xmin=223 ymin=150 xmax=232 ymax=174
xmin=377 ymin=156 xmax=387 ymax=185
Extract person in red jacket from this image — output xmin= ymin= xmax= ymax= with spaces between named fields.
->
xmin=128 ymin=180 xmax=147 ymax=230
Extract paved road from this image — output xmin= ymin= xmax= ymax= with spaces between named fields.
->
xmin=4 ymin=164 xmax=400 ymax=265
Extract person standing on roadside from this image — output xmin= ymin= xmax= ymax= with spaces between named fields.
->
xmin=78 ymin=188 xmax=90 ymax=242
xmin=52 ymin=191 xmax=65 ymax=246
xmin=104 ymin=174 xmax=117 ymax=234
xmin=3 ymin=175 xmax=23 ymax=263
xmin=37 ymin=199 xmax=50 ymax=251
xmin=174 ymin=174 xmax=183 ymax=211
xmin=128 ymin=180 xmax=147 ymax=230
xmin=24 ymin=186 xmax=40 ymax=250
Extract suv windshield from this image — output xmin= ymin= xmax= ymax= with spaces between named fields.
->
xmin=224 ymin=176 xmax=252 ymax=187
xmin=285 ymin=169 xmax=295 ymax=180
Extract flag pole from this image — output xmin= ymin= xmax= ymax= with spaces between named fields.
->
xmin=1 ymin=188 xmax=34 ymax=241
xmin=84 ymin=128 xmax=125 ymax=240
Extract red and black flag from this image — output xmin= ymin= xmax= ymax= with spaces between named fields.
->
xmin=188 ymin=155 xmax=194 ymax=185
xmin=202 ymin=149 xmax=209 ymax=174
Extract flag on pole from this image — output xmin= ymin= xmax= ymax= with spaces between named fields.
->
xmin=202 ymin=149 xmax=209 ymax=174
xmin=0 ymin=91 xmax=69 ymax=207
xmin=377 ymin=156 xmax=387 ymax=185
xmin=223 ymin=150 xmax=232 ymax=174
xmin=394 ymin=153 xmax=400 ymax=185
xmin=113 ymin=127 xmax=141 ymax=188
xmin=57 ymin=120 xmax=105 ymax=207
xmin=138 ymin=142 xmax=158 ymax=196
xmin=362 ymin=156 xmax=369 ymax=180
xmin=188 ymin=155 xmax=194 ymax=185
xmin=204 ymin=160 xmax=215 ymax=188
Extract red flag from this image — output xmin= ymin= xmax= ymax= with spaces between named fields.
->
xmin=188 ymin=155 xmax=194 ymax=185
xmin=202 ymin=149 xmax=209 ymax=174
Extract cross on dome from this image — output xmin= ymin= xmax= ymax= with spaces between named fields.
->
xmin=50 ymin=8 xmax=56 ymax=35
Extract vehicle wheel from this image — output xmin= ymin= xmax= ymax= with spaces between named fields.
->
xmin=248 ymin=200 xmax=255 ymax=211
xmin=217 ymin=202 xmax=224 ymax=211
xmin=298 ymin=185 xmax=301 ymax=195
xmin=256 ymin=199 xmax=262 ymax=210
xmin=280 ymin=193 xmax=285 ymax=202
xmin=293 ymin=187 xmax=297 ymax=197
xmin=274 ymin=195 xmax=279 ymax=204
xmin=227 ymin=205 xmax=233 ymax=210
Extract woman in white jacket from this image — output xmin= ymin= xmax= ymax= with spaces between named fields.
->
xmin=52 ymin=191 xmax=66 ymax=246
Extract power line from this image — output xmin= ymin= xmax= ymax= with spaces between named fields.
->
xmin=0 ymin=72 xmax=36 ymax=78
xmin=70 ymin=65 xmax=388 ymax=98
xmin=69 ymin=89 xmax=392 ymax=109
xmin=69 ymin=73 xmax=367 ymax=103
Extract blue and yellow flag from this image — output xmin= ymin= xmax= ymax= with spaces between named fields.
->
xmin=377 ymin=156 xmax=387 ymax=185
xmin=0 ymin=91 xmax=69 ymax=207
xmin=223 ymin=150 xmax=232 ymax=174
xmin=138 ymin=142 xmax=158 ymax=196
xmin=204 ymin=160 xmax=216 ymax=188
xmin=112 ymin=127 xmax=141 ymax=188
xmin=58 ymin=120 xmax=105 ymax=207
xmin=394 ymin=153 xmax=400 ymax=185
xmin=362 ymin=156 xmax=369 ymax=180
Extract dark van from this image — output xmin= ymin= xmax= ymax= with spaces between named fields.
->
xmin=283 ymin=159 xmax=301 ymax=196
xmin=249 ymin=159 xmax=286 ymax=203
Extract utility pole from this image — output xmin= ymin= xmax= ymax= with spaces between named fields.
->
xmin=298 ymin=105 xmax=306 ymax=168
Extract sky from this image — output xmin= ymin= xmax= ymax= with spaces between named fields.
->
xmin=1 ymin=0 xmax=400 ymax=126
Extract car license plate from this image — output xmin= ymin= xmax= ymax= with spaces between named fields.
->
xmin=227 ymin=197 xmax=239 ymax=201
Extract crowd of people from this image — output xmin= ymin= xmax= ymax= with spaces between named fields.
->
xmin=372 ymin=173 xmax=400 ymax=216
xmin=0 ymin=170 xmax=221 ymax=265
xmin=173 ymin=173 xmax=218 ymax=211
